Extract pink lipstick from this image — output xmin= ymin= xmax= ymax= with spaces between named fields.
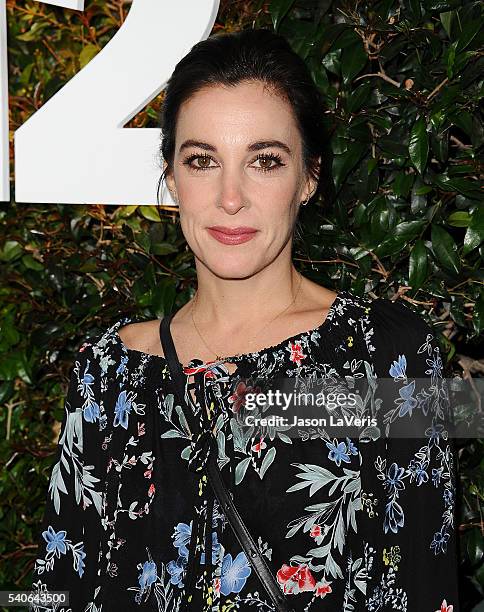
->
xmin=207 ymin=226 xmax=258 ymax=245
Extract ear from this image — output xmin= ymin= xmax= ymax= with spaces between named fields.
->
xmin=301 ymin=155 xmax=321 ymax=202
xmin=163 ymin=160 xmax=178 ymax=203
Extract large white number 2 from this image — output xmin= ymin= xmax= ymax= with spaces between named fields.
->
xmin=0 ymin=0 xmax=219 ymax=205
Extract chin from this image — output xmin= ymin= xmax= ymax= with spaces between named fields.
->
xmin=198 ymin=253 xmax=265 ymax=280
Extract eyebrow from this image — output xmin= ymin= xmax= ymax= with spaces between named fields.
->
xmin=178 ymin=139 xmax=292 ymax=155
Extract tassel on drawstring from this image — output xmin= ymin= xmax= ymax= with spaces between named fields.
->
xmin=204 ymin=489 xmax=215 ymax=578
xmin=180 ymin=435 xmax=218 ymax=611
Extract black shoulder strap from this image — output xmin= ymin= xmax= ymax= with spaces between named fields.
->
xmin=159 ymin=315 xmax=295 ymax=612
xmin=160 ymin=313 xmax=186 ymax=405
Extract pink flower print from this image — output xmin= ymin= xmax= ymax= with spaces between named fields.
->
xmin=436 ymin=600 xmax=453 ymax=612
xmin=315 ymin=579 xmax=333 ymax=598
xmin=310 ymin=524 xmax=322 ymax=539
xmin=289 ymin=341 xmax=306 ymax=366
xmin=251 ymin=436 xmax=267 ymax=454
xmin=228 ymin=380 xmax=261 ymax=414
xmin=138 ymin=422 xmax=145 ymax=437
xmin=276 ymin=563 xmax=316 ymax=594
xmin=148 ymin=483 xmax=155 ymax=498
xmin=183 ymin=363 xmax=210 ymax=376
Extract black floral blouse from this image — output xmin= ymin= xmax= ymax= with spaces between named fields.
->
xmin=29 ymin=290 xmax=460 ymax=612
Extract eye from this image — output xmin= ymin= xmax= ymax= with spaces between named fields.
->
xmin=182 ymin=153 xmax=217 ymax=172
xmin=252 ymin=153 xmax=285 ymax=172
xmin=181 ymin=151 xmax=286 ymax=173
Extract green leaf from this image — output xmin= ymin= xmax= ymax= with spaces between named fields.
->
xmin=21 ymin=254 xmax=43 ymax=271
xmin=393 ymin=172 xmax=414 ymax=198
xmin=431 ymin=224 xmax=461 ymax=274
xmin=463 ymin=207 xmax=484 ymax=255
xmin=473 ymin=291 xmax=484 ymax=335
xmin=259 ymin=446 xmax=276 ymax=479
xmin=433 ymin=175 xmax=482 ymax=198
xmin=332 ymin=142 xmax=366 ymax=191
xmin=150 ymin=242 xmax=179 ymax=256
xmin=341 ymin=41 xmax=368 ymax=84
xmin=16 ymin=21 xmax=48 ymax=42
xmin=446 ymin=41 xmax=457 ymax=78
xmin=346 ymin=81 xmax=372 ymax=113
xmin=440 ymin=10 xmax=455 ymax=37
xmin=423 ymin=0 xmax=461 ymax=11
xmin=447 ymin=211 xmax=471 ymax=227
xmin=455 ymin=13 xmax=482 ymax=52
xmin=409 ymin=117 xmax=429 ymax=174
xmin=409 ymin=240 xmax=429 ymax=291
xmin=374 ymin=220 xmax=427 ymax=257
xmin=234 ymin=457 xmax=251 ymax=485
xmin=79 ymin=44 xmax=99 ymax=69
xmin=269 ymin=0 xmax=296 ymax=30
xmin=0 ymin=241 xmax=22 ymax=262
xmin=139 ymin=206 xmax=162 ymax=222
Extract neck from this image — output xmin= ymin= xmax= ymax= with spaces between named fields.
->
xmin=191 ymin=259 xmax=302 ymax=333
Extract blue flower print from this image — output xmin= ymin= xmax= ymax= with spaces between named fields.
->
xmin=83 ymin=400 xmax=100 ymax=423
xmin=116 ymin=354 xmax=128 ymax=377
xmin=426 ymin=351 xmax=443 ymax=379
xmin=167 ymin=555 xmax=187 ymax=587
xmin=397 ymin=380 xmax=418 ymax=418
xmin=408 ymin=459 xmax=429 ymax=486
xmin=42 ymin=525 xmax=67 ymax=558
xmin=384 ymin=463 xmax=406 ymax=496
xmin=80 ymin=362 xmax=95 ymax=395
xmin=430 ymin=528 xmax=450 ymax=554
xmin=200 ymin=531 xmax=222 ymax=566
xmin=389 ymin=354 xmax=407 ymax=380
xmin=220 ymin=552 xmax=251 ymax=596
xmin=113 ymin=390 xmax=132 ymax=429
xmin=166 ymin=521 xmax=194 ymax=588
xmin=172 ymin=521 xmax=192 ymax=560
xmin=345 ymin=437 xmax=358 ymax=456
xmin=426 ymin=422 xmax=445 ymax=445
xmin=432 ymin=466 xmax=444 ymax=486
xmin=76 ymin=545 xmax=86 ymax=578
xmin=138 ymin=560 xmax=157 ymax=590
xmin=443 ymin=487 xmax=453 ymax=506
xmin=326 ymin=439 xmax=351 ymax=467
xmin=384 ymin=498 xmax=405 ymax=534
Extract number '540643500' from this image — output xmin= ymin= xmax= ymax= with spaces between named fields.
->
xmin=0 ymin=0 xmax=219 ymax=205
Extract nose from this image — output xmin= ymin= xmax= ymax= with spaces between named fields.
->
xmin=217 ymin=171 xmax=247 ymax=214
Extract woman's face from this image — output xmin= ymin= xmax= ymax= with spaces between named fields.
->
xmin=164 ymin=80 xmax=318 ymax=279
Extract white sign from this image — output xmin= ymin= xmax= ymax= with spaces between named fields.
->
xmin=0 ymin=0 xmax=219 ymax=204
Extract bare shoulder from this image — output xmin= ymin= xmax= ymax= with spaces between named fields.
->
xmin=117 ymin=318 xmax=164 ymax=357
xmin=304 ymin=281 xmax=339 ymax=312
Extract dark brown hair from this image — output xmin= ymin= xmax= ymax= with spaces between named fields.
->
xmin=156 ymin=28 xmax=334 ymax=220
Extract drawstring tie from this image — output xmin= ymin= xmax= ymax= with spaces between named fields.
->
xmin=181 ymin=374 xmax=220 ymax=610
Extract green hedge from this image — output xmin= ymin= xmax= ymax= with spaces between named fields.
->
xmin=2 ymin=0 xmax=483 ymax=608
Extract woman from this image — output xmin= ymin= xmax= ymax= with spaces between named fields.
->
xmin=30 ymin=29 xmax=459 ymax=612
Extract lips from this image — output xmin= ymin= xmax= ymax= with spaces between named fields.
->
xmin=208 ymin=226 xmax=257 ymax=235
xmin=206 ymin=226 xmax=258 ymax=245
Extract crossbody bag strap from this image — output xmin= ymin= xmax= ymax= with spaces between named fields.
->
xmin=159 ymin=315 xmax=295 ymax=612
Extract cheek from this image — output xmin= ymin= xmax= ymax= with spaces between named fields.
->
xmin=255 ymin=202 xmax=300 ymax=244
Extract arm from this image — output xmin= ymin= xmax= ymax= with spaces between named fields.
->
xmin=29 ymin=341 xmax=104 ymax=612
xmin=363 ymin=298 xmax=460 ymax=612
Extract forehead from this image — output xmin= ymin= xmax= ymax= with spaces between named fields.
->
xmin=175 ymin=80 xmax=301 ymax=149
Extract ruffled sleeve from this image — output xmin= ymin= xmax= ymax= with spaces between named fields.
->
xmin=362 ymin=298 xmax=460 ymax=612
xmin=29 ymin=340 xmax=104 ymax=612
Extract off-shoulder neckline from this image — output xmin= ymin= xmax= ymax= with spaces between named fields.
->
xmin=112 ymin=289 xmax=351 ymax=372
